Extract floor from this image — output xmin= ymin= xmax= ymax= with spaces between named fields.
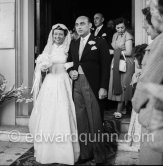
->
xmin=0 ymin=141 xmax=139 ymax=165
xmin=0 ymin=141 xmax=32 ymax=165
xmin=0 ymin=102 xmax=139 ymax=165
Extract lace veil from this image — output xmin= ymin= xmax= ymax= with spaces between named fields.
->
xmin=31 ymin=24 xmax=71 ymax=103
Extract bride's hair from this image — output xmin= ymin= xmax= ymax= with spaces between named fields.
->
xmin=52 ymin=25 xmax=68 ymax=36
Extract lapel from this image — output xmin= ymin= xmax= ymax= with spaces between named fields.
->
xmin=74 ymin=38 xmax=80 ymax=62
xmin=80 ymin=34 xmax=95 ymax=61
xmin=97 ymin=26 xmax=104 ymax=37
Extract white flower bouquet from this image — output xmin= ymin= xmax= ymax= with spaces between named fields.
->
xmin=36 ymin=53 xmax=52 ymax=72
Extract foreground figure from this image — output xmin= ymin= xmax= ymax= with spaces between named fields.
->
xmin=29 ymin=24 xmax=80 ymax=165
xmin=67 ymin=16 xmax=111 ymax=164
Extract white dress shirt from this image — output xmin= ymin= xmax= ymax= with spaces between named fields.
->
xmin=94 ymin=24 xmax=103 ymax=36
xmin=78 ymin=33 xmax=91 ymax=74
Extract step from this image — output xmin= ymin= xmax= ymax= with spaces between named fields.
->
xmin=117 ymin=133 xmax=140 ymax=152
xmin=114 ymin=150 xmax=139 ymax=165
xmin=104 ymin=111 xmax=131 ymax=133
xmin=120 ymin=117 xmax=130 ymax=133
xmin=16 ymin=116 xmax=30 ymax=126
xmin=0 ymin=125 xmax=32 ymax=143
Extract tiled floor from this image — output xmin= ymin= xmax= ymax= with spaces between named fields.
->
xmin=0 ymin=106 xmax=139 ymax=165
xmin=0 ymin=141 xmax=139 ymax=165
xmin=0 ymin=141 xmax=32 ymax=165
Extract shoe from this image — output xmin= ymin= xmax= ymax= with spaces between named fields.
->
xmin=75 ymin=157 xmax=93 ymax=164
xmin=113 ymin=112 xmax=122 ymax=119
xmin=96 ymin=163 xmax=105 ymax=165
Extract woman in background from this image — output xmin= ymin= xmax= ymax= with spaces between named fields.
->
xmin=108 ymin=17 xmax=134 ymax=119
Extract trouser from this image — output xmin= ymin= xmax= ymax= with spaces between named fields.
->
xmin=73 ymin=74 xmax=106 ymax=163
xmin=99 ymin=98 xmax=108 ymax=121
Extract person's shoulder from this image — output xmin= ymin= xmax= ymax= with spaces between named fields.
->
xmin=70 ymin=38 xmax=80 ymax=45
xmin=93 ymin=36 xmax=108 ymax=47
xmin=100 ymin=26 xmax=109 ymax=34
xmin=101 ymin=25 xmax=108 ymax=31
xmin=113 ymin=32 xmax=118 ymax=37
xmin=125 ymin=30 xmax=133 ymax=37
xmin=125 ymin=30 xmax=133 ymax=41
xmin=150 ymin=32 xmax=163 ymax=50
xmin=94 ymin=35 xmax=106 ymax=42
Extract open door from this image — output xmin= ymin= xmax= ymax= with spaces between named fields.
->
xmin=35 ymin=0 xmax=132 ymax=57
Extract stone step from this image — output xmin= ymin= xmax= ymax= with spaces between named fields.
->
xmin=114 ymin=150 xmax=139 ymax=165
xmin=104 ymin=111 xmax=131 ymax=133
xmin=0 ymin=125 xmax=32 ymax=143
xmin=117 ymin=133 xmax=140 ymax=152
xmin=120 ymin=117 xmax=130 ymax=133
xmin=104 ymin=111 xmax=139 ymax=152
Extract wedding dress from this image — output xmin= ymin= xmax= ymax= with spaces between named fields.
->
xmin=28 ymin=24 xmax=80 ymax=165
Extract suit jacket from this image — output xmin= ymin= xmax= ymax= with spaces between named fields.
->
xmin=67 ymin=34 xmax=111 ymax=98
xmin=93 ymin=25 xmax=115 ymax=49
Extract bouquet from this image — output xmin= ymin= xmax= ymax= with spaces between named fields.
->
xmin=36 ymin=53 xmax=52 ymax=72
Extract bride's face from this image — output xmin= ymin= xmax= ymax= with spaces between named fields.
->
xmin=52 ymin=29 xmax=65 ymax=45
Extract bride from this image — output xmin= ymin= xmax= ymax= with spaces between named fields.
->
xmin=28 ymin=24 xmax=80 ymax=165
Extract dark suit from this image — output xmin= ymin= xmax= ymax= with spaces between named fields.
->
xmin=68 ymin=34 xmax=111 ymax=98
xmin=67 ymin=34 xmax=111 ymax=163
xmin=93 ymin=25 xmax=115 ymax=49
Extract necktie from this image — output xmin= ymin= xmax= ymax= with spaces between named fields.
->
xmin=79 ymin=38 xmax=85 ymax=60
xmin=94 ymin=28 xmax=99 ymax=36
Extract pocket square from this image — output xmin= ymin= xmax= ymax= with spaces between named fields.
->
xmin=102 ymin=33 xmax=107 ymax=37
xmin=91 ymin=46 xmax=97 ymax=50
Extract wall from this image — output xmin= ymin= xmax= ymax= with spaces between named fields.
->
xmin=0 ymin=0 xmax=34 ymax=126
xmin=134 ymin=0 xmax=148 ymax=45
xmin=15 ymin=0 xmax=34 ymax=125
xmin=0 ymin=0 xmax=16 ymax=125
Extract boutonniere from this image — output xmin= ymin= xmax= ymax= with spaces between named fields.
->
xmin=88 ymin=40 xmax=96 ymax=45
xmin=102 ymin=33 xmax=107 ymax=37
xmin=91 ymin=46 xmax=97 ymax=50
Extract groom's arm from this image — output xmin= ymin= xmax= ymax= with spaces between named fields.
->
xmin=98 ymin=38 xmax=111 ymax=91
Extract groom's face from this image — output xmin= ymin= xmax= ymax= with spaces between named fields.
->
xmin=75 ymin=16 xmax=92 ymax=37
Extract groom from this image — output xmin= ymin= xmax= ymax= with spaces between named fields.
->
xmin=67 ymin=16 xmax=111 ymax=164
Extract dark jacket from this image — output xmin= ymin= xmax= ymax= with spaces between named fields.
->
xmin=67 ymin=34 xmax=111 ymax=98
xmin=93 ymin=25 xmax=115 ymax=49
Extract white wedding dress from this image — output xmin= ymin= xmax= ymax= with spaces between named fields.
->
xmin=29 ymin=44 xmax=80 ymax=165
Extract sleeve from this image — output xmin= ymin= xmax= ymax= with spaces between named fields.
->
xmin=111 ymin=33 xmax=116 ymax=49
xmin=125 ymin=31 xmax=133 ymax=42
xmin=98 ymin=38 xmax=112 ymax=90
xmin=67 ymin=41 xmax=74 ymax=73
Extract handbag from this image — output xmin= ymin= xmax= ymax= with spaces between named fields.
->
xmin=119 ymin=51 xmax=126 ymax=72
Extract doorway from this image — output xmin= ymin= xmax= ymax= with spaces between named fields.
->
xmin=35 ymin=0 xmax=132 ymax=56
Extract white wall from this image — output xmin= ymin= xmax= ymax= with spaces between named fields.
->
xmin=15 ymin=0 xmax=34 ymax=121
xmin=0 ymin=49 xmax=16 ymax=125
xmin=0 ymin=0 xmax=34 ymax=126
xmin=0 ymin=0 xmax=16 ymax=125
xmin=134 ymin=0 xmax=148 ymax=45
xmin=0 ymin=56 xmax=16 ymax=121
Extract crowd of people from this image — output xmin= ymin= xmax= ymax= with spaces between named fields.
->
xmin=28 ymin=0 xmax=163 ymax=165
